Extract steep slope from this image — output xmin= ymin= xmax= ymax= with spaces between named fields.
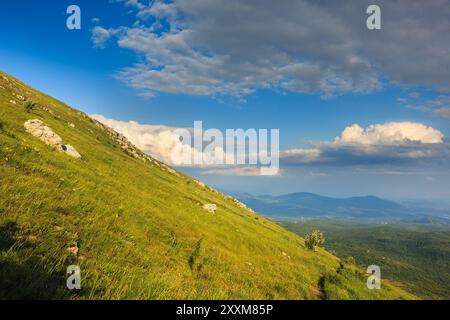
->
xmin=0 ymin=71 xmax=416 ymax=300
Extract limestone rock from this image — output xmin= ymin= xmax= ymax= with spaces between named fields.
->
xmin=24 ymin=119 xmax=63 ymax=146
xmin=42 ymin=106 xmax=55 ymax=115
xmin=24 ymin=119 xmax=81 ymax=158
xmin=63 ymin=144 xmax=82 ymax=159
xmin=13 ymin=93 xmax=25 ymax=101
xmin=202 ymin=203 xmax=217 ymax=213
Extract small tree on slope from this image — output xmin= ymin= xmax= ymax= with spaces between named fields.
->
xmin=305 ymin=230 xmax=325 ymax=251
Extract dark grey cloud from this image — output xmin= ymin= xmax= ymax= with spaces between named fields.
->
xmin=282 ymin=142 xmax=450 ymax=167
xmin=312 ymin=0 xmax=450 ymax=91
xmin=99 ymin=0 xmax=450 ymax=98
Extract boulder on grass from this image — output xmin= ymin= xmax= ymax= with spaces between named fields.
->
xmin=24 ymin=119 xmax=81 ymax=159
xmin=202 ymin=204 xmax=217 ymax=214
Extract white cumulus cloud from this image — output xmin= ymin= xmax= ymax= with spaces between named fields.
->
xmin=90 ymin=115 xmax=230 ymax=167
xmin=91 ymin=114 xmax=183 ymax=163
xmin=334 ymin=122 xmax=444 ymax=146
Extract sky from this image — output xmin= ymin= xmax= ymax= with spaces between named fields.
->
xmin=1 ymin=0 xmax=449 ymax=200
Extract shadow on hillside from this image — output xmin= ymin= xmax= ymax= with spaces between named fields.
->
xmin=0 ymin=222 xmax=19 ymax=251
xmin=0 ymin=221 xmax=73 ymax=299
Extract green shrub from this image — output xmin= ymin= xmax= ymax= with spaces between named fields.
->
xmin=24 ymin=100 xmax=37 ymax=113
xmin=305 ymin=230 xmax=325 ymax=250
xmin=188 ymin=239 xmax=202 ymax=270
xmin=329 ymin=249 xmax=338 ymax=256
xmin=346 ymin=256 xmax=356 ymax=265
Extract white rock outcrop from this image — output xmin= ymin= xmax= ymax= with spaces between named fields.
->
xmin=24 ymin=119 xmax=81 ymax=158
xmin=202 ymin=204 xmax=217 ymax=214
xmin=64 ymin=145 xmax=82 ymax=158
xmin=13 ymin=93 xmax=25 ymax=101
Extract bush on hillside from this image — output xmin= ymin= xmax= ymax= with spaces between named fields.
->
xmin=305 ymin=230 xmax=325 ymax=250
xmin=346 ymin=256 xmax=356 ymax=265
xmin=24 ymin=100 xmax=37 ymax=113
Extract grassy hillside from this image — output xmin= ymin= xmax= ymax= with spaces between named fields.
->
xmin=280 ymin=219 xmax=450 ymax=299
xmin=0 ymin=71 xmax=416 ymax=300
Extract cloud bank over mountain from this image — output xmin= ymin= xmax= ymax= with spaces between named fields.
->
xmin=281 ymin=122 xmax=449 ymax=166
xmin=92 ymin=115 xmax=449 ymax=174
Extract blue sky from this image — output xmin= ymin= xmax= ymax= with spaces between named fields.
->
xmin=1 ymin=0 xmax=449 ymax=200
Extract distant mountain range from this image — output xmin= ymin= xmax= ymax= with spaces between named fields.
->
xmin=228 ymin=192 xmax=450 ymax=224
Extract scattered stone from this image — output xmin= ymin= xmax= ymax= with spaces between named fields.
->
xmin=202 ymin=203 xmax=217 ymax=213
xmin=24 ymin=119 xmax=81 ymax=158
xmin=121 ymin=240 xmax=134 ymax=246
xmin=66 ymin=243 xmax=79 ymax=257
xmin=92 ymin=118 xmax=149 ymax=161
xmin=9 ymin=100 xmax=16 ymax=105
xmin=245 ymin=262 xmax=253 ymax=266
xmin=224 ymin=195 xmax=255 ymax=213
xmin=195 ymin=180 xmax=206 ymax=188
xmin=68 ymin=123 xmax=75 ymax=128
xmin=13 ymin=93 xmax=25 ymax=101
xmin=89 ymin=116 xmax=183 ymax=175
xmin=166 ymin=167 xmax=176 ymax=174
xmin=25 ymin=235 xmax=38 ymax=241
xmin=42 ymin=106 xmax=55 ymax=115
xmin=233 ymin=199 xmax=252 ymax=211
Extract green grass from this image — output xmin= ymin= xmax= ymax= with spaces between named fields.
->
xmin=0 ymin=71 xmax=417 ymax=300
xmin=280 ymin=219 xmax=450 ymax=299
